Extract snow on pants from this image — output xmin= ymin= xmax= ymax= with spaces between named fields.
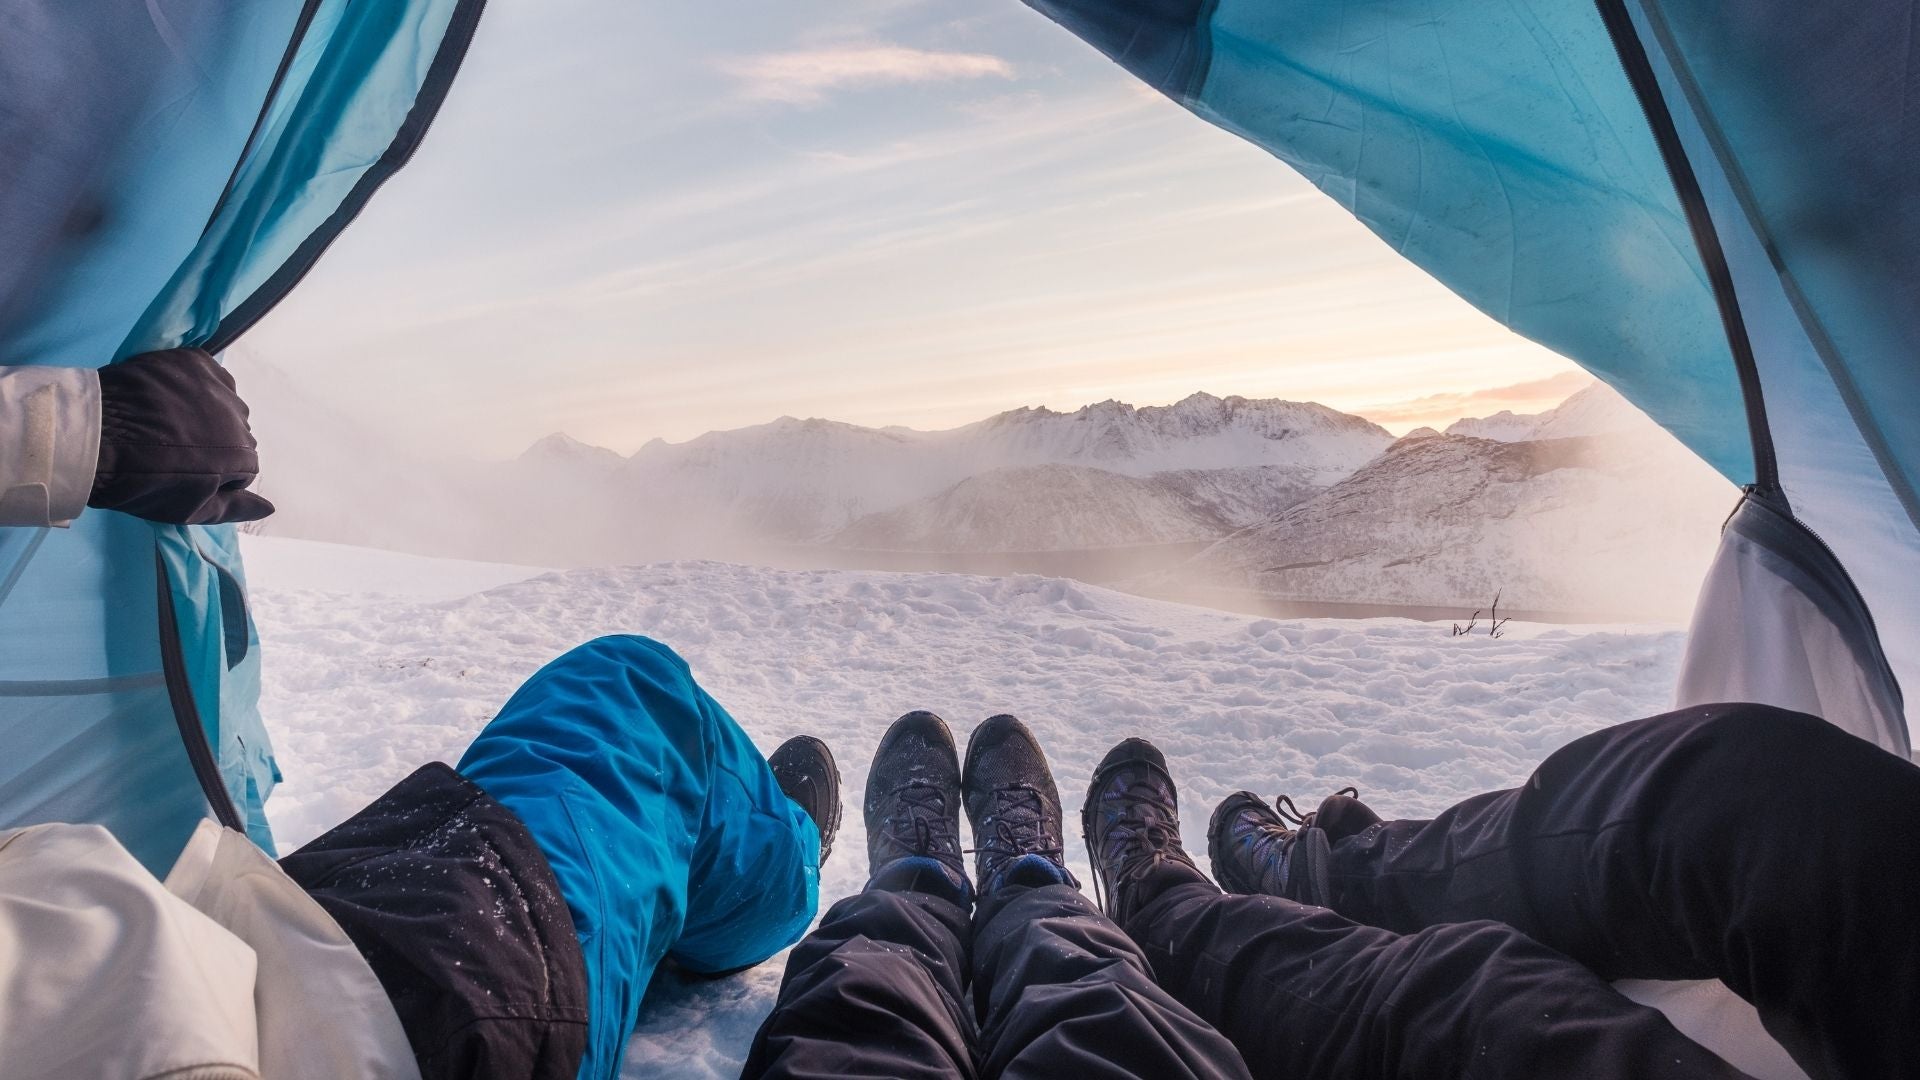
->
xmin=739 ymin=878 xmax=1255 ymax=1080
xmin=457 ymin=635 xmax=823 ymax=1080
xmin=1127 ymin=878 xmax=1752 ymax=1079
xmin=1311 ymin=703 xmax=1920 ymax=1080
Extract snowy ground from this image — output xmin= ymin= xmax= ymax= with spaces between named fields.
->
xmin=243 ymin=536 xmax=1699 ymax=1079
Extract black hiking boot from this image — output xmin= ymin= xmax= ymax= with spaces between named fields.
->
xmin=768 ymin=735 xmax=842 ymax=865
xmin=863 ymin=711 xmax=969 ymax=901
xmin=962 ymin=714 xmax=1078 ymax=894
xmin=1081 ymin=738 xmax=1208 ymax=925
xmin=1207 ymin=787 xmax=1378 ymax=907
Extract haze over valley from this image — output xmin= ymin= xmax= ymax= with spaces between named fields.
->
xmin=241 ymin=357 xmax=1734 ymax=622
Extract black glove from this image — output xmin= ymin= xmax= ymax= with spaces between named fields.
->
xmin=89 ymin=348 xmax=275 ymax=525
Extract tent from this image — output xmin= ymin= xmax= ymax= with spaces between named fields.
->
xmin=0 ymin=1 xmax=1911 ymax=1072
xmin=0 ymin=0 xmax=485 ymax=871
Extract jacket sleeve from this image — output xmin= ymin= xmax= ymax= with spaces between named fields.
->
xmin=0 ymin=365 xmax=101 ymax=527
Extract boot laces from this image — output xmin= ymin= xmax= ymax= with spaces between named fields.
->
xmin=1273 ymin=786 xmax=1359 ymax=829
xmin=881 ymin=782 xmax=958 ymax=859
xmin=966 ymin=784 xmax=1065 ymax=864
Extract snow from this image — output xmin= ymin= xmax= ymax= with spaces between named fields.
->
xmin=238 ymin=535 xmax=548 ymax=598
xmin=244 ymin=536 xmax=1720 ymax=1078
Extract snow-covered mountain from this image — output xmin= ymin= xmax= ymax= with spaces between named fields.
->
xmin=1443 ymin=382 xmax=1643 ymax=442
xmin=831 ymin=465 xmax=1225 ymax=551
xmin=944 ymin=394 xmax=1392 ymax=477
xmin=239 ymin=354 xmax=1728 ymax=618
xmin=830 ymin=462 xmax=1332 ymax=552
xmin=1158 ymin=385 xmax=1736 ymax=618
xmin=516 ymin=393 xmax=1394 ymax=551
xmin=519 ymin=432 xmax=626 ymax=470
xmin=241 ymin=357 xmax=1394 ymax=567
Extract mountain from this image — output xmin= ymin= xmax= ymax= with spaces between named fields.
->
xmin=830 ymin=461 xmax=1333 ymax=552
xmin=518 ymin=432 xmax=625 ymax=469
xmin=1157 ymin=385 xmax=1736 ymax=618
xmin=241 ymin=357 xmax=1727 ymax=619
xmin=517 ymin=393 xmax=1395 ymax=550
xmin=947 ymin=394 xmax=1392 ymax=478
xmin=830 ymin=465 xmax=1224 ymax=551
xmin=1442 ymin=410 xmax=1540 ymax=442
xmin=244 ymin=365 xmax=1394 ymax=567
xmin=1443 ymin=382 xmax=1639 ymax=442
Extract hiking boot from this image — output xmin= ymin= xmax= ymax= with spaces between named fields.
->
xmin=863 ymin=711 xmax=969 ymax=900
xmin=1207 ymin=787 xmax=1377 ymax=907
xmin=1081 ymin=738 xmax=1208 ymax=925
xmin=768 ymin=735 xmax=842 ymax=865
xmin=962 ymin=714 xmax=1078 ymax=894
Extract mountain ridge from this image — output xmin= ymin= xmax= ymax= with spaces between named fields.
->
xmin=1152 ymin=384 xmax=1734 ymax=618
xmin=240 ymin=356 xmax=1726 ymax=620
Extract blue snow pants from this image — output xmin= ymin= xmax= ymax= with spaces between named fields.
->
xmin=457 ymin=636 xmax=823 ymax=1080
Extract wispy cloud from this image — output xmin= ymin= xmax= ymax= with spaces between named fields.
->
xmin=721 ymin=45 xmax=1014 ymax=104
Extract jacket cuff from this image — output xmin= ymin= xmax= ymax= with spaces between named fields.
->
xmin=0 ymin=365 xmax=102 ymax=527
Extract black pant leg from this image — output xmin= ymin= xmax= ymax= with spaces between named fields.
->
xmin=1128 ymin=879 xmax=1751 ymax=1080
xmin=741 ymin=888 xmax=978 ymax=1080
xmin=1321 ymin=703 xmax=1920 ymax=1080
xmin=969 ymin=883 xmax=1251 ymax=1080
xmin=281 ymin=763 xmax=589 ymax=1080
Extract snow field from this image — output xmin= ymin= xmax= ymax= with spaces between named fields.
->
xmin=245 ymin=542 xmax=1690 ymax=1078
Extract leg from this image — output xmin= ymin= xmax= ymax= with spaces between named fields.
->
xmin=742 ymin=876 xmax=978 ymax=1080
xmin=960 ymin=715 xmax=1249 ymax=1080
xmin=1087 ymin=737 xmax=1747 ymax=1080
xmin=282 ymin=763 xmax=591 ymax=1078
xmin=1128 ymin=876 xmax=1751 ymax=1080
xmin=456 ymin=635 xmax=821 ymax=1080
xmin=1318 ymin=704 xmax=1920 ymax=1079
xmin=971 ymin=881 xmax=1252 ymax=1080
xmin=748 ymin=709 xmax=980 ymax=1078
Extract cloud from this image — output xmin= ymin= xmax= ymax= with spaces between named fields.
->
xmin=721 ymin=45 xmax=1014 ymax=104
xmin=1358 ymin=370 xmax=1594 ymax=427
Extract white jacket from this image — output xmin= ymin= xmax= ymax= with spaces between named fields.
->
xmin=0 ymin=365 xmax=99 ymax=527
xmin=0 ymin=821 xmax=419 ymax=1080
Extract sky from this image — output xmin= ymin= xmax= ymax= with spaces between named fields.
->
xmin=246 ymin=0 xmax=1587 ymax=459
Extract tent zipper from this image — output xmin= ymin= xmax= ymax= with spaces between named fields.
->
xmin=154 ymin=546 xmax=245 ymax=832
xmin=203 ymin=0 xmax=489 ymax=355
xmin=200 ymin=0 xmax=325 ymax=234
xmin=1591 ymin=0 xmax=1781 ymax=502
xmin=1599 ymin=2 xmax=1904 ymax=722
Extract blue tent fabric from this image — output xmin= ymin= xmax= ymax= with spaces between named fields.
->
xmin=131 ymin=0 xmax=481 ymax=357
xmin=0 ymin=0 xmax=486 ymax=870
xmin=0 ymin=1 xmax=304 ymax=370
xmin=458 ymin=636 xmax=822 ymax=1080
xmin=1635 ymin=0 xmax=1920 ymax=530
